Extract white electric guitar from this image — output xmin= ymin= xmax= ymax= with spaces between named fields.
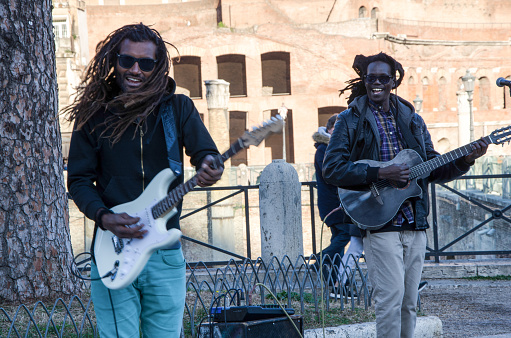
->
xmin=93 ymin=116 xmax=283 ymax=289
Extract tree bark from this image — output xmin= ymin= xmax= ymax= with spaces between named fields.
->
xmin=0 ymin=0 xmax=80 ymax=302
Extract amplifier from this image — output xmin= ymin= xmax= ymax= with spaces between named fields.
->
xmin=198 ymin=315 xmax=303 ymax=338
xmin=211 ymin=304 xmax=295 ymax=322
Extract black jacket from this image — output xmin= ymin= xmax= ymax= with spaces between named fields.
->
xmin=67 ymin=78 xmax=219 ymax=230
xmin=313 ymin=128 xmax=345 ymax=226
xmin=322 ymin=94 xmax=472 ymax=230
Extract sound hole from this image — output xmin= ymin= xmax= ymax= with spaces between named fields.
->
xmin=389 ymin=180 xmax=410 ymax=190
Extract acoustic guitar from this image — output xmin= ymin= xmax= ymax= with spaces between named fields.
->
xmin=338 ymin=126 xmax=511 ymax=230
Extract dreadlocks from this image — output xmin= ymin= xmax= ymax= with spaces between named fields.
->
xmin=339 ymin=52 xmax=405 ymax=104
xmin=62 ymin=23 xmax=179 ymax=144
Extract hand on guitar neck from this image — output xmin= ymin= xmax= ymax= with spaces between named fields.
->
xmin=195 ymin=154 xmax=224 ymax=187
xmin=464 ymin=137 xmax=490 ymax=163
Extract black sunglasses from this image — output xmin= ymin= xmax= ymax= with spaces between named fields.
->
xmin=364 ymin=74 xmax=393 ymax=85
xmin=117 ymin=54 xmax=157 ymax=72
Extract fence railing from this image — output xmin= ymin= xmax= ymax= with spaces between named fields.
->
xmin=0 ymin=254 xmax=369 ymax=337
xmin=180 ymin=175 xmax=511 ymax=265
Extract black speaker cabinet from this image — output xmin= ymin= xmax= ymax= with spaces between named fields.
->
xmin=198 ymin=315 xmax=304 ymax=338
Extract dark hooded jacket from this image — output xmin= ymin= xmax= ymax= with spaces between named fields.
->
xmin=322 ymin=94 xmax=472 ymax=230
xmin=67 ymin=77 xmax=220 ymax=231
xmin=313 ymin=127 xmax=345 ymax=226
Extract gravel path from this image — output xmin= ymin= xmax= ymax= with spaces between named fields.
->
xmin=419 ymin=279 xmax=511 ymax=338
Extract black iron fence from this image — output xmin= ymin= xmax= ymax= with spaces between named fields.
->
xmin=182 ymin=175 xmax=511 ymax=265
xmin=0 ymin=253 xmax=369 ymax=337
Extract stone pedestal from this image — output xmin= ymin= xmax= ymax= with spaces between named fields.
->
xmin=259 ymin=159 xmax=303 ymax=262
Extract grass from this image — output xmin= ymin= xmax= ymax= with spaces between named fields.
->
xmin=0 ymin=291 xmax=96 ymax=338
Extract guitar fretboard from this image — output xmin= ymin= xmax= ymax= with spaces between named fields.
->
xmin=410 ymin=135 xmax=491 ymax=179
xmin=151 ymin=139 xmax=245 ymax=219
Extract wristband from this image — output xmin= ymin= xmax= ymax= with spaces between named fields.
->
xmin=95 ymin=208 xmax=114 ymax=231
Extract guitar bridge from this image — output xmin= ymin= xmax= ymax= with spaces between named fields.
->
xmin=370 ymin=183 xmax=384 ymax=205
xmin=111 ymin=235 xmax=124 ymax=254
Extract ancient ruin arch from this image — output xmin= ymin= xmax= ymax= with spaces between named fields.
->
xmin=359 ymin=6 xmax=367 ymax=18
xmin=371 ymin=7 xmax=379 ymax=19
xmin=229 ymin=111 xmax=248 ymax=166
xmin=438 ymin=76 xmax=447 ymax=111
xmin=478 ymin=76 xmax=490 ymax=111
xmin=261 ymin=52 xmax=291 ymax=95
xmin=172 ymin=56 xmax=202 ymax=99
xmin=217 ymin=54 xmax=247 ymax=97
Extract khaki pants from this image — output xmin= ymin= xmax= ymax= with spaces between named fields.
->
xmin=363 ymin=230 xmax=427 ymax=338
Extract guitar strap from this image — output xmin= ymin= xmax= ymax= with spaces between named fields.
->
xmin=349 ymin=107 xmax=367 ymax=162
xmin=160 ymin=99 xmax=183 ymax=177
xmin=393 ymin=97 xmax=426 ymax=161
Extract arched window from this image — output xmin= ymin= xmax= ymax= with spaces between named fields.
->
xmin=359 ymin=6 xmax=367 ymax=18
xmin=261 ymin=52 xmax=291 ymax=95
xmin=265 ymin=109 xmax=294 ymax=163
xmin=229 ymin=111 xmax=247 ymax=166
xmin=318 ymin=106 xmax=346 ymax=129
xmin=422 ymin=77 xmax=429 ymax=111
xmin=371 ymin=7 xmax=379 ymax=19
xmin=437 ymin=137 xmax=451 ymax=154
xmin=478 ymin=77 xmax=490 ymax=111
xmin=217 ymin=54 xmax=247 ymax=97
xmin=172 ymin=56 xmax=202 ymax=99
xmin=438 ymin=76 xmax=447 ymax=111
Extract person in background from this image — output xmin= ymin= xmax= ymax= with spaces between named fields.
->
xmin=312 ymin=114 xmax=350 ymax=287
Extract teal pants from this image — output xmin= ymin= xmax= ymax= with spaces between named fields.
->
xmin=91 ymin=248 xmax=186 ymax=338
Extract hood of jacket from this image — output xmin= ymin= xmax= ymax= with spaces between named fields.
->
xmin=313 ymin=126 xmax=330 ymax=148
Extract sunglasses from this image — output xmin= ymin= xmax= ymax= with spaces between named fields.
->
xmin=364 ymin=74 xmax=393 ymax=85
xmin=117 ymin=54 xmax=157 ymax=72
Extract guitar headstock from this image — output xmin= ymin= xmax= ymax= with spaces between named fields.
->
xmin=239 ymin=115 xmax=284 ymax=148
xmin=489 ymin=125 xmax=511 ymax=145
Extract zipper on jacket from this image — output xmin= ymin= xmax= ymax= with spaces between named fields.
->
xmin=140 ymin=125 xmax=145 ymax=191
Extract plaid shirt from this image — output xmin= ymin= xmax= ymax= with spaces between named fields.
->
xmin=369 ymin=101 xmax=414 ymax=226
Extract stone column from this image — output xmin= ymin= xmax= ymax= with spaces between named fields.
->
xmin=259 ymin=159 xmax=303 ymax=262
xmin=204 ymin=80 xmax=236 ymax=260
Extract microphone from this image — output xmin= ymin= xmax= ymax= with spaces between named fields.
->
xmin=496 ymin=77 xmax=511 ymax=87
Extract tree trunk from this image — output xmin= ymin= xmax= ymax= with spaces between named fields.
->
xmin=0 ymin=0 xmax=80 ymax=302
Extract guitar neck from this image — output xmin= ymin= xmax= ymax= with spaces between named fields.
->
xmin=410 ymin=135 xmax=491 ymax=179
xmin=151 ymin=139 xmax=245 ymax=219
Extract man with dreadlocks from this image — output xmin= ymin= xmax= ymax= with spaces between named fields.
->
xmin=64 ymin=23 xmax=223 ymax=337
xmin=322 ymin=52 xmax=489 ymax=337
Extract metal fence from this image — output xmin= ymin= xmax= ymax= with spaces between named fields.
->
xmin=0 ymin=253 xmax=369 ymax=337
xmin=181 ymin=173 xmax=511 ymax=265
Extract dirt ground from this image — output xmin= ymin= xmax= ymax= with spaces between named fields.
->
xmin=419 ymin=278 xmax=511 ymax=338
